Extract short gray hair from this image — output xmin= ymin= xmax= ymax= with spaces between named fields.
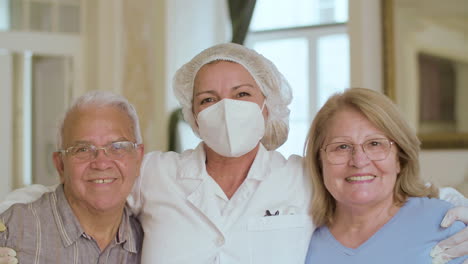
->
xmin=56 ymin=90 xmax=142 ymax=149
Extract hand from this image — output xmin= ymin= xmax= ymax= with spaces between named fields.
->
xmin=0 ymin=221 xmax=18 ymax=264
xmin=431 ymin=207 xmax=468 ymax=264
xmin=0 ymin=248 xmax=17 ymax=264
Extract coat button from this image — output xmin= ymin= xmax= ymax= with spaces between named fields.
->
xmin=215 ymin=237 xmax=225 ymax=247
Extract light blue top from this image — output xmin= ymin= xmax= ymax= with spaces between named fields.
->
xmin=305 ymin=197 xmax=467 ymax=264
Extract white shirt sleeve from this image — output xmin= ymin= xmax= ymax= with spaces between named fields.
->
xmin=126 ymin=171 xmax=143 ymax=216
xmin=126 ymin=152 xmax=153 ymax=216
xmin=439 ymin=187 xmax=468 ymax=206
xmin=0 ymin=184 xmax=58 ymax=213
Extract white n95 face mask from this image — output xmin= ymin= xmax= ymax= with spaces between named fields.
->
xmin=197 ymin=99 xmax=266 ymax=157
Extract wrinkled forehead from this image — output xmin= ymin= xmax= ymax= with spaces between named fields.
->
xmin=62 ymin=105 xmax=135 ymax=144
xmin=318 ymin=106 xmax=358 ymax=144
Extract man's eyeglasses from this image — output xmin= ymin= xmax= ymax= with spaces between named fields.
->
xmin=321 ymin=138 xmax=395 ymax=165
xmin=58 ymin=141 xmax=139 ymax=161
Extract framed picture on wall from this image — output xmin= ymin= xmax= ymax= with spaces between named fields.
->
xmin=382 ymin=0 xmax=468 ymax=149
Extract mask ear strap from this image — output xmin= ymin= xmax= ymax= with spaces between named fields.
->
xmin=261 ymin=100 xmax=266 ymax=111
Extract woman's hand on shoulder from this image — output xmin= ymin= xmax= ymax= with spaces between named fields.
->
xmin=0 ymin=221 xmax=18 ymax=264
xmin=431 ymin=206 xmax=468 ymax=264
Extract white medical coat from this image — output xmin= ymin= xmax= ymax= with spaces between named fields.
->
xmin=128 ymin=143 xmax=314 ymax=264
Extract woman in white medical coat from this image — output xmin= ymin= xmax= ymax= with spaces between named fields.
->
xmin=130 ymin=43 xmax=313 ymax=263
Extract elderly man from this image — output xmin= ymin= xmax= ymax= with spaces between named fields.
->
xmin=0 ymin=91 xmax=144 ymax=263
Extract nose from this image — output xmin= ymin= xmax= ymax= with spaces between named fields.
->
xmin=348 ymin=145 xmax=370 ymax=168
xmin=90 ymin=148 xmax=113 ymax=170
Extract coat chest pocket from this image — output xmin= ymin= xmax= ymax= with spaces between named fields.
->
xmin=247 ymin=215 xmax=310 ymax=264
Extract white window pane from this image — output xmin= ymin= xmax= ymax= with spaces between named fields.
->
xmin=59 ymin=4 xmax=80 ymax=33
xmin=252 ymin=38 xmax=309 ymax=121
xmin=317 ymin=33 xmax=349 ymax=107
xmin=251 ymin=0 xmax=348 ymax=31
xmin=334 ymin=0 xmax=348 ymax=22
xmin=32 ymin=55 xmax=69 ymax=185
xmin=177 ymin=121 xmax=201 ymax=152
xmin=30 ymin=2 xmax=52 ymax=31
xmin=276 ymin=120 xmax=309 ymax=157
xmin=0 ymin=0 xmax=9 ymax=30
xmin=0 ymin=0 xmax=23 ymax=31
xmin=252 ymin=39 xmax=310 ymax=157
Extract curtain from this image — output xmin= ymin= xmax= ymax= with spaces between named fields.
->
xmin=168 ymin=108 xmax=184 ymax=152
xmin=228 ymin=0 xmax=257 ymax=44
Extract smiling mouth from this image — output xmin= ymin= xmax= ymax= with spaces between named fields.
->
xmin=345 ymin=175 xmax=376 ymax=182
xmin=90 ymin=179 xmax=115 ymax=184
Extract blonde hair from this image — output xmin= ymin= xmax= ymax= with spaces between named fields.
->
xmin=304 ymin=88 xmax=438 ymax=227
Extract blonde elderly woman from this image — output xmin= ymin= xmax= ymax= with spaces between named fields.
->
xmin=304 ymin=88 xmax=467 ymax=263
xmin=0 ymin=44 xmax=467 ymax=264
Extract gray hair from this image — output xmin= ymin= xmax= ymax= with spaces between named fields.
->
xmin=173 ymin=43 xmax=292 ymax=150
xmin=56 ymin=90 xmax=142 ymax=149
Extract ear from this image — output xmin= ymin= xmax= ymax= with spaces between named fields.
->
xmin=318 ymin=151 xmax=324 ymax=169
xmin=53 ymin=152 xmax=66 ymax=183
xmin=136 ymin=144 xmax=145 ymax=162
xmin=262 ymin=104 xmax=269 ymax=121
xmin=396 ymin=158 xmax=401 ymax=174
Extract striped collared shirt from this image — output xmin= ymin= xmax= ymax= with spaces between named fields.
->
xmin=0 ymin=184 xmax=143 ymax=264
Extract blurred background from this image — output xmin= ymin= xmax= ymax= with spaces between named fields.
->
xmin=0 ymin=0 xmax=466 ymax=198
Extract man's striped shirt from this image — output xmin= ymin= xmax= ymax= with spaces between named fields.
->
xmin=0 ymin=184 xmax=143 ymax=264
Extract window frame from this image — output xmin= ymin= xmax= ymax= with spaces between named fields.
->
xmin=245 ymin=23 xmax=348 ymax=156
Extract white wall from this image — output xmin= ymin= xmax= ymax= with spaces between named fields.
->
xmin=348 ymin=0 xmax=468 ymax=195
xmin=348 ymin=0 xmax=383 ymax=92
xmin=165 ymin=0 xmax=230 ymax=111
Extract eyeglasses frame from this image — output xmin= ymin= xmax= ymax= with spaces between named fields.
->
xmin=320 ymin=138 xmax=395 ymax=165
xmin=58 ymin=141 xmax=140 ymax=161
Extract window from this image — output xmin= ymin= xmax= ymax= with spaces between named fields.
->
xmin=246 ymin=0 xmax=349 ymax=157
xmin=0 ymin=0 xmax=81 ymax=189
xmin=0 ymin=0 xmax=81 ymax=33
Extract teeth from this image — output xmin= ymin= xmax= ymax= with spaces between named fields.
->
xmin=92 ymin=179 xmax=114 ymax=184
xmin=346 ymin=175 xmax=375 ymax=182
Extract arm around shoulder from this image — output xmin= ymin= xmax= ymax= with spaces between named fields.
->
xmin=126 ymin=151 xmax=169 ymax=216
xmin=0 ymin=184 xmax=57 ymax=214
xmin=439 ymin=187 xmax=468 ymax=207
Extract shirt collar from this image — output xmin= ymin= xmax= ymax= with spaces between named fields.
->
xmin=51 ymin=184 xmax=85 ymax=247
xmin=178 ymin=142 xmax=271 ymax=181
xmin=178 ymin=142 xmax=208 ymax=180
xmin=51 ymin=184 xmax=139 ymax=253
xmin=245 ymin=143 xmax=270 ymax=181
xmin=116 ymin=207 xmax=139 ymax=253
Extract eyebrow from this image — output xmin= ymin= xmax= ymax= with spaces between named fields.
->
xmin=233 ymin=83 xmax=255 ymax=90
xmin=69 ymin=137 xmax=130 ymax=146
xmin=194 ymin=84 xmax=255 ymax=97
xmin=194 ymin=90 xmax=216 ymax=97
xmin=328 ymin=134 xmax=388 ymax=143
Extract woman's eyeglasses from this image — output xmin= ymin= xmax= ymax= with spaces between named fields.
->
xmin=321 ymin=138 xmax=395 ymax=165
